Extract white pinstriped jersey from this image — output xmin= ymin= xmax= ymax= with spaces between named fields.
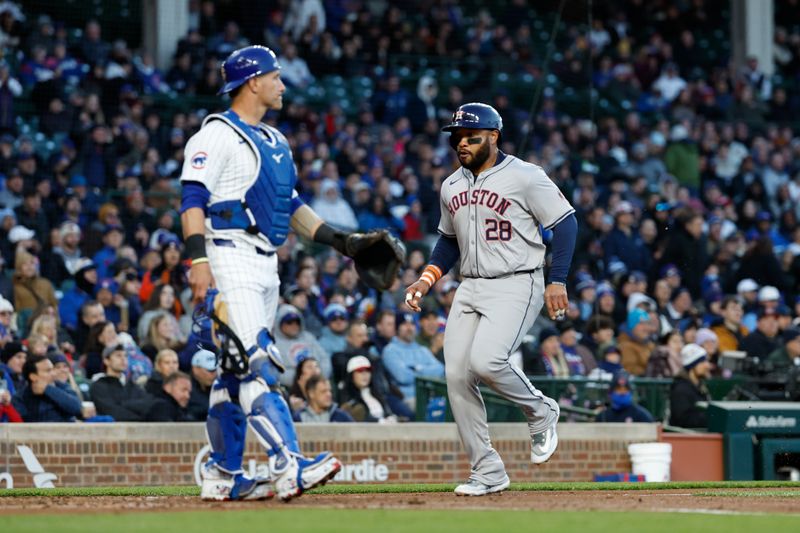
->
xmin=438 ymin=154 xmax=574 ymax=278
xmin=179 ymin=119 xmax=299 ymax=252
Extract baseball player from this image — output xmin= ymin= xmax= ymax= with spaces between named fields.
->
xmin=404 ymin=103 xmax=577 ymax=496
xmin=180 ymin=46 xmax=391 ymax=501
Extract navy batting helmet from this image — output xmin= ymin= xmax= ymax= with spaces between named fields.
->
xmin=218 ymin=45 xmax=281 ymax=95
xmin=442 ymin=103 xmax=503 ymax=134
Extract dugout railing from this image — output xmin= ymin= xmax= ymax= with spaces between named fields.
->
xmin=414 ymin=375 xmax=747 ymax=424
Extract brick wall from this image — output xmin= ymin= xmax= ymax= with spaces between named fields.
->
xmin=0 ymin=423 xmax=658 ymax=488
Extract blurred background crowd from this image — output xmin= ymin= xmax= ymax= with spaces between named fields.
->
xmin=1 ymin=0 xmax=800 ymax=427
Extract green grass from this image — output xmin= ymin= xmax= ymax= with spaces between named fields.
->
xmin=695 ymin=490 xmax=800 ymax=498
xmin=0 ymin=509 xmax=798 ymax=533
xmin=2 ymin=480 xmax=799 ymax=498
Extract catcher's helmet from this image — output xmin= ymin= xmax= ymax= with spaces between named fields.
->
xmin=442 ymin=103 xmax=503 ymax=134
xmin=218 ymin=45 xmax=281 ymax=95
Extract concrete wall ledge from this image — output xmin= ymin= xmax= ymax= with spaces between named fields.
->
xmin=1 ymin=422 xmax=659 ymax=443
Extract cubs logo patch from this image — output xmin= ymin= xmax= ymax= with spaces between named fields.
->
xmin=191 ymin=151 xmax=208 ymax=169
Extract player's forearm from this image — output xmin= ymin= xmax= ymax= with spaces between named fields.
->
xmin=419 ymin=235 xmax=460 ymax=287
xmin=548 ymin=214 xmax=578 ymax=284
xmin=181 ymin=208 xmax=208 ymax=264
xmin=291 ymin=204 xmax=326 ymax=241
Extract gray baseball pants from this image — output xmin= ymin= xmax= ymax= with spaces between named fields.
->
xmin=443 ymin=271 xmax=560 ymax=485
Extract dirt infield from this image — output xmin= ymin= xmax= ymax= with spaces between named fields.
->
xmin=1 ymin=488 xmax=799 ymax=515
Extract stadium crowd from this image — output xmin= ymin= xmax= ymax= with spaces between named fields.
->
xmin=1 ymin=0 xmax=800 ymax=428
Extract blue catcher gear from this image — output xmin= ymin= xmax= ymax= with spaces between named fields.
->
xmin=218 ymin=45 xmax=281 ymax=95
xmin=206 ymin=376 xmax=247 ymax=473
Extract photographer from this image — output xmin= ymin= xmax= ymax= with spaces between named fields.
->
xmin=669 ymin=344 xmax=712 ymax=429
xmin=767 ymin=328 xmax=800 ymax=371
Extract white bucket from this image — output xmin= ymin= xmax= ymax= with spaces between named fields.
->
xmin=627 ymin=442 xmax=672 ymax=482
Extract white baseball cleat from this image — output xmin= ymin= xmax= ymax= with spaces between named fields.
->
xmin=531 ymin=423 xmax=559 ymax=464
xmin=454 ymin=477 xmax=510 ymax=496
xmin=200 ymin=464 xmax=275 ymax=501
xmin=273 ymin=452 xmax=342 ymax=502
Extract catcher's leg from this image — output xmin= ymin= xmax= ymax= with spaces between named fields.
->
xmin=201 ymin=374 xmax=274 ymax=501
xmin=240 ymin=345 xmax=341 ymax=502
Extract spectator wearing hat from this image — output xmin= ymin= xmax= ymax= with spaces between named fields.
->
xmin=664 ymin=123 xmax=699 ymax=192
xmin=49 ymin=352 xmax=85 ymax=405
xmin=14 ymin=189 xmax=49 ymax=246
xmin=318 ymin=303 xmax=350 ymax=359
xmin=0 ymin=168 xmax=24 ymax=212
xmin=0 ymin=341 xmax=26 ymax=395
xmin=340 ymin=355 xmax=398 ymax=423
xmin=669 ymin=343 xmax=712 ymax=429
xmin=0 ymin=295 xmax=16 ymax=346
xmin=695 ymin=328 xmax=720 ymax=366
xmin=619 ymin=308 xmax=656 ymax=376
xmin=417 ymin=309 xmax=445 ymax=363
xmin=740 ymin=307 xmax=781 ymax=362
xmin=12 ymin=248 xmax=57 ymax=321
xmin=275 ymin=304 xmax=330 ymax=388
xmin=596 ymin=370 xmax=654 ymax=423
xmin=188 ymin=349 xmax=217 ymax=421
xmin=574 ymin=274 xmax=597 ymax=323
xmin=660 ymin=209 xmax=708 ymax=298
xmin=767 ymin=328 xmax=800 ymax=372
xmin=436 ymin=279 xmax=460 ymax=319
xmin=558 ymin=321 xmax=593 ymax=376
xmin=588 ymin=344 xmax=625 ymax=380
xmin=293 ymin=375 xmax=354 ymax=423
xmin=139 ymin=237 xmax=188 ymax=307
xmin=603 ymin=201 xmax=652 ymax=275
xmin=11 ymin=354 xmax=82 ymax=423
xmin=53 ymin=222 xmax=83 ymax=276
xmin=58 ymin=259 xmax=97 ymax=333
xmin=92 ymin=225 xmax=125 ymax=280
xmin=285 ymin=284 xmax=323 ymax=337
xmin=88 ymin=344 xmax=163 ymax=422
xmin=382 ymin=312 xmax=445 ymax=410
xmin=534 ymin=327 xmax=569 ymax=377
xmin=95 ymin=277 xmax=128 ymax=332
xmin=711 ymin=296 xmax=749 ymax=353
xmin=310 ymin=178 xmax=359 ymax=232
xmin=144 ymin=348 xmax=179 ymax=396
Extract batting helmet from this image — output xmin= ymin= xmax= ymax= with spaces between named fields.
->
xmin=442 ymin=103 xmax=503 ymax=134
xmin=218 ymin=45 xmax=281 ymax=95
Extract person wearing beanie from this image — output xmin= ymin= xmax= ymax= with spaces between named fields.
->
xmin=669 ymin=343 xmax=712 ymax=428
xmin=618 ymin=308 xmax=656 ymax=376
xmin=767 ymin=328 xmax=800 ymax=371
xmin=536 ymin=327 xmax=570 ymax=378
xmin=596 ymin=370 xmax=654 ymax=423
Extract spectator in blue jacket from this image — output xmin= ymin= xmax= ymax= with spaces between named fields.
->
xmin=12 ymin=354 xmax=82 ymax=422
xmin=603 ymin=201 xmax=652 ymax=275
xmin=317 ymin=303 xmax=350 ymax=359
xmin=382 ymin=312 xmax=445 ymax=410
xmin=595 ymin=370 xmax=654 ymax=423
xmin=293 ymin=375 xmax=354 ymax=423
xmin=0 ymin=341 xmax=26 ymax=395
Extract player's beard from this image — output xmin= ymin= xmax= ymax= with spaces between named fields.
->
xmin=459 ymin=139 xmax=491 ymax=172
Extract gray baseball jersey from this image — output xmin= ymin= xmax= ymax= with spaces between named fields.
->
xmin=437 ymin=154 xmax=574 ymax=278
xmin=437 ymin=152 xmax=572 ymax=486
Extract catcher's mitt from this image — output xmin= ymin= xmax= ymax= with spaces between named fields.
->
xmin=344 ymin=229 xmax=406 ymax=290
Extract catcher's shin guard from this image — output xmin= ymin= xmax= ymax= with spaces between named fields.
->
xmin=206 ymin=388 xmax=247 ymax=474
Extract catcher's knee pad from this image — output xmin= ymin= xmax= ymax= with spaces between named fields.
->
xmin=246 ymin=329 xmax=285 ymax=386
xmin=242 ymin=386 xmax=300 ymax=456
xmin=206 ymin=400 xmax=247 ymax=474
